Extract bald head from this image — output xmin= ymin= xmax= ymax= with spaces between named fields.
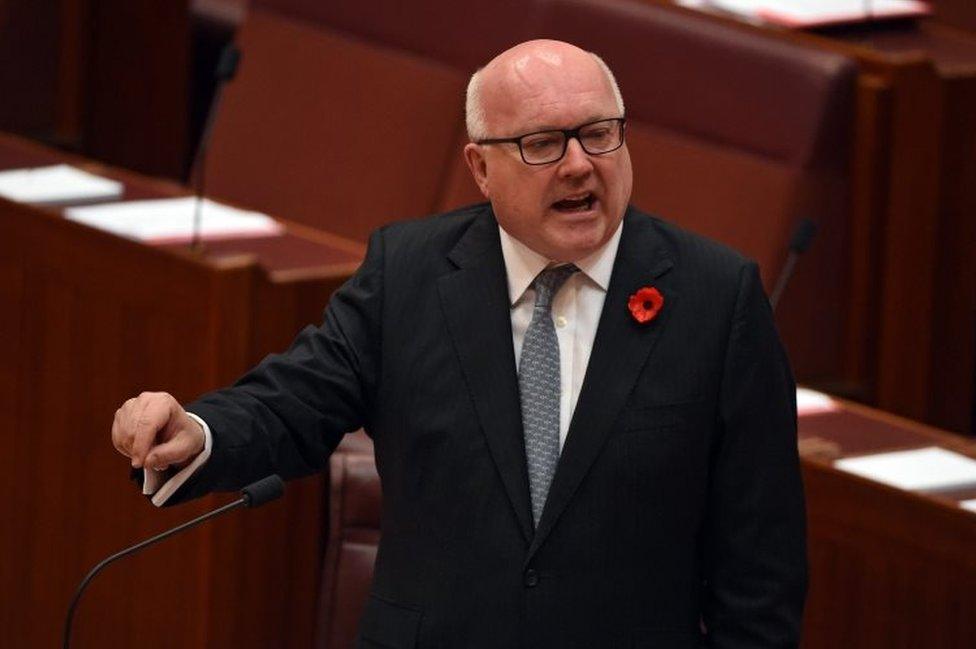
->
xmin=466 ymin=40 xmax=624 ymax=141
xmin=461 ymin=39 xmax=632 ymax=262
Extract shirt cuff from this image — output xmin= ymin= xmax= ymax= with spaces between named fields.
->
xmin=141 ymin=412 xmax=213 ymax=507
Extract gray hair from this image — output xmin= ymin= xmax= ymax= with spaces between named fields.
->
xmin=465 ymin=52 xmax=625 ymax=141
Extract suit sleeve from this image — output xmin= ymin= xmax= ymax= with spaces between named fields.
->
xmin=703 ymin=261 xmax=807 ymax=649
xmin=161 ymin=228 xmax=386 ymax=505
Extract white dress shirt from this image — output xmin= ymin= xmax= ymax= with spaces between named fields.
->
xmin=144 ymin=220 xmax=623 ymax=505
xmin=499 ymin=222 xmax=622 ymax=450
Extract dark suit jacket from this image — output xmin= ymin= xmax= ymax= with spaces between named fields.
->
xmin=175 ymin=203 xmax=807 ymax=649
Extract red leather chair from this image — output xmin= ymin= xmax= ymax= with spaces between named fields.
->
xmin=316 ymin=431 xmax=379 ymax=649
xmin=203 ymin=5 xmax=471 ymax=242
xmin=533 ymin=0 xmax=857 ymax=386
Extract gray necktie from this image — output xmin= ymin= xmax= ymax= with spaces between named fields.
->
xmin=519 ymin=264 xmax=578 ymax=527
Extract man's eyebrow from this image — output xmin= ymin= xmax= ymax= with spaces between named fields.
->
xmin=519 ymin=115 xmax=615 ymax=133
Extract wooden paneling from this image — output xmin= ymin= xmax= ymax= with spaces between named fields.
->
xmin=799 ymin=401 xmax=976 ymax=648
xmin=0 ymin=0 xmax=62 ymax=138
xmin=0 ymin=133 xmax=362 ymax=649
xmin=929 ymin=74 xmax=976 ymax=433
xmin=85 ymin=0 xmax=191 ymax=177
xmin=870 ymin=58 xmax=944 ymax=419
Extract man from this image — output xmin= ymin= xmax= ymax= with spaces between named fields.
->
xmin=112 ymin=40 xmax=806 ymax=647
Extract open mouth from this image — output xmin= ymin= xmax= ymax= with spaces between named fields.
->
xmin=552 ymin=193 xmax=595 ymax=213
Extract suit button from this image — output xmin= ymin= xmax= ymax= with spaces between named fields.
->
xmin=523 ymin=569 xmax=539 ymax=588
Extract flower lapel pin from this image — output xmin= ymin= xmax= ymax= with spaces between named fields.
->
xmin=628 ymin=286 xmax=664 ymax=324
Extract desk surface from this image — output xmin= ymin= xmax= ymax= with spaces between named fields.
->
xmin=0 ymin=132 xmax=365 ymax=280
xmin=800 ymin=396 xmax=976 ymax=504
xmin=797 ymin=394 xmax=976 ymax=648
xmin=660 ymin=2 xmax=976 ymax=70
xmin=814 ymin=18 xmax=976 ymax=73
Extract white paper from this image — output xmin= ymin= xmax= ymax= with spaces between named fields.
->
xmin=65 ymin=197 xmax=284 ymax=243
xmin=143 ymin=413 xmax=213 ymax=507
xmin=705 ymin=0 xmax=928 ymax=24
xmin=835 ymin=446 xmax=976 ymax=492
xmin=0 ymin=164 xmax=123 ymax=204
xmin=796 ymin=387 xmax=839 ymax=416
xmin=960 ymin=499 xmax=976 ymax=513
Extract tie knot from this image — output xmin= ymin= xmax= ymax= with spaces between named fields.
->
xmin=532 ymin=264 xmax=578 ymax=310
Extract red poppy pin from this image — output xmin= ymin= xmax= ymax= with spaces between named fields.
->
xmin=628 ymin=286 xmax=664 ymax=324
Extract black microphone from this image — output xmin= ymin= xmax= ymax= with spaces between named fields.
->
xmin=189 ymin=42 xmax=242 ymax=251
xmin=769 ymin=217 xmax=818 ymax=312
xmin=62 ymin=474 xmax=284 ymax=649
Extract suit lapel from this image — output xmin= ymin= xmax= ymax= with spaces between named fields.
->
xmin=527 ymin=209 xmax=677 ymax=562
xmin=438 ymin=208 xmax=534 ymax=545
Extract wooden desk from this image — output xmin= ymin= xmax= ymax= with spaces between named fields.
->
xmin=812 ymin=17 xmax=976 ymax=436
xmin=799 ymin=398 xmax=976 ymax=648
xmin=651 ymin=3 xmax=976 ymax=435
xmin=0 ymin=133 xmax=363 ymax=649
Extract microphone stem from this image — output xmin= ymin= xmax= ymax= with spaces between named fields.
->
xmin=189 ymin=82 xmax=224 ymax=252
xmin=770 ymin=251 xmax=798 ymax=312
xmin=63 ymin=497 xmax=245 ymax=649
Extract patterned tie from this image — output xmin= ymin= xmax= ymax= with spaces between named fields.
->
xmin=519 ymin=264 xmax=578 ymax=527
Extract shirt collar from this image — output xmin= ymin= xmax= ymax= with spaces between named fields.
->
xmin=498 ymin=219 xmax=623 ymax=307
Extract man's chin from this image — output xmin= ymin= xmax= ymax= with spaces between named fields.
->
xmin=543 ymin=222 xmax=611 ymax=262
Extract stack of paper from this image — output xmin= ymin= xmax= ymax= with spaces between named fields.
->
xmin=677 ymin=0 xmax=930 ymax=27
xmin=65 ymin=197 xmax=284 ymax=244
xmin=835 ymin=446 xmax=976 ymax=492
xmin=0 ymin=164 xmax=123 ymax=204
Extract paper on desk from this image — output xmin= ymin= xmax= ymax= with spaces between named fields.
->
xmin=65 ymin=197 xmax=284 ymax=244
xmin=698 ymin=0 xmax=929 ymax=26
xmin=960 ymin=499 xmax=976 ymax=513
xmin=0 ymin=164 xmax=123 ymax=204
xmin=835 ymin=446 xmax=976 ymax=493
xmin=796 ymin=387 xmax=839 ymax=416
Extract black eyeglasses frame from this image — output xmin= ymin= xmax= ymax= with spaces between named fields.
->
xmin=475 ymin=117 xmax=627 ymax=165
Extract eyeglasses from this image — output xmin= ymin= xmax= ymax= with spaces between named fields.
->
xmin=475 ymin=117 xmax=626 ymax=165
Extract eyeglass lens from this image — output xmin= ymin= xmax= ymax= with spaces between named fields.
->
xmin=520 ymin=119 xmax=622 ymax=164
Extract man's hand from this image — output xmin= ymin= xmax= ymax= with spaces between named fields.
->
xmin=111 ymin=392 xmax=205 ymax=472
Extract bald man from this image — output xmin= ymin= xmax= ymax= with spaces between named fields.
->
xmin=113 ymin=40 xmax=806 ymax=648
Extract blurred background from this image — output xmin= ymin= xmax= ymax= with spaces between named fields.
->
xmin=1 ymin=0 xmax=974 ymax=647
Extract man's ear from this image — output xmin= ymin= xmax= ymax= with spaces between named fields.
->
xmin=463 ymin=143 xmax=491 ymax=198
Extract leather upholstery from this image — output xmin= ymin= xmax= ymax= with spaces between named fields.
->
xmin=204 ymin=9 xmax=468 ymax=242
xmin=317 ymin=431 xmax=379 ymax=649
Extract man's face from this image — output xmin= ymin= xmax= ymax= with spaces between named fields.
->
xmin=464 ymin=46 xmax=633 ymax=262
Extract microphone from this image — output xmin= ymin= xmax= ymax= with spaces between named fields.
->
xmin=769 ymin=217 xmax=817 ymax=312
xmin=62 ymin=474 xmax=284 ymax=649
xmin=189 ymin=42 xmax=242 ymax=251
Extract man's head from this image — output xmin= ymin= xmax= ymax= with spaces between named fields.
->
xmin=463 ymin=40 xmax=632 ymax=262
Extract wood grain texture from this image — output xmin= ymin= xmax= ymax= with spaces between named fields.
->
xmin=800 ymin=398 xmax=976 ymax=649
xmin=0 ymin=135 xmax=358 ymax=649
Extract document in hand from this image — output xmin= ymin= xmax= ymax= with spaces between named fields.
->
xmin=0 ymin=164 xmax=124 ymax=204
xmin=678 ymin=0 xmax=930 ymax=28
xmin=65 ymin=197 xmax=284 ymax=244
xmin=835 ymin=446 xmax=976 ymax=493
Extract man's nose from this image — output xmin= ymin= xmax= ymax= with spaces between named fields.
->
xmin=558 ymin=137 xmax=594 ymax=177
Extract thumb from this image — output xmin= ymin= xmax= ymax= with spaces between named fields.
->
xmin=146 ymin=428 xmax=204 ymax=471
